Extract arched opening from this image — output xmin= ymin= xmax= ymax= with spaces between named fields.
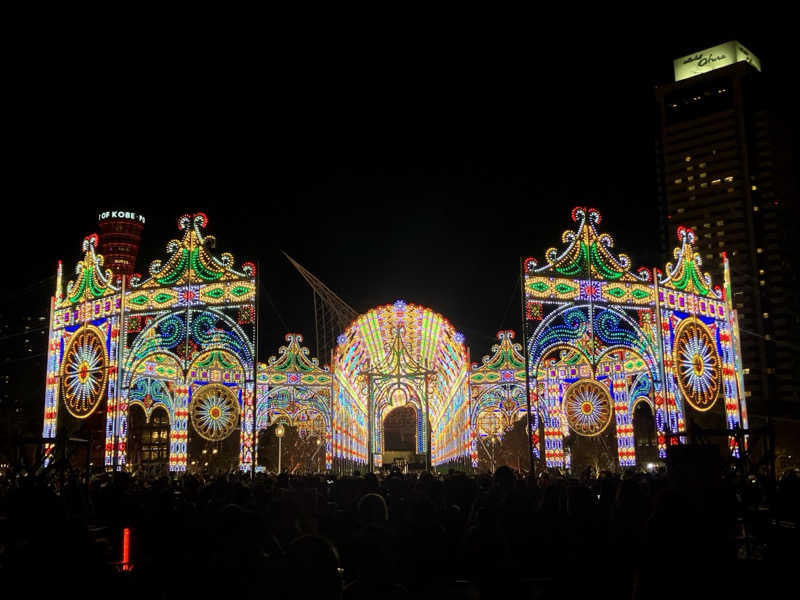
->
xmin=257 ymin=417 xmax=326 ymax=474
xmin=562 ymin=378 xmax=618 ymax=475
xmin=473 ymin=384 xmax=530 ymax=472
xmin=633 ymin=401 xmax=659 ymax=466
xmin=476 ymin=412 xmax=530 ymax=473
xmin=187 ymin=383 xmax=242 ymax=475
xmin=57 ymin=406 xmax=107 ymax=470
xmin=58 ymin=324 xmax=111 ymax=469
xmin=332 ymin=301 xmax=469 ymax=473
xmin=382 ymin=404 xmax=417 ymax=471
xmin=127 ymin=405 xmax=170 ymax=476
xmin=256 ymin=381 xmax=331 ymax=473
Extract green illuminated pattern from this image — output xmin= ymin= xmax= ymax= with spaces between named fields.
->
xmin=64 ymin=235 xmax=118 ymax=305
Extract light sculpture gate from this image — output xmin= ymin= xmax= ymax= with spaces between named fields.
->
xmin=43 ymin=207 xmax=747 ymax=475
xmin=44 ymin=214 xmax=256 ymax=472
xmin=523 ymin=207 xmax=747 ymax=469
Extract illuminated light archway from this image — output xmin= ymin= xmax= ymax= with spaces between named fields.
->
xmin=41 ymin=207 xmax=749 ymax=477
xmin=333 ymin=300 xmax=469 ymax=470
xmin=523 ymin=207 xmax=748 ymax=469
xmin=469 ymin=331 xmax=530 ymax=469
xmin=257 ymin=334 xmax=333 ymax=471
xmin=42 ymin=213 xmax=256 ymax=472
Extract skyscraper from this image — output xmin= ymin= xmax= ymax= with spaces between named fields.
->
xmin=655 ymin=41 xmax=799 ymax=426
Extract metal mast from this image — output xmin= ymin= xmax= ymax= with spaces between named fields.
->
xmin=283 ymin=252 xmax=358 ymax=365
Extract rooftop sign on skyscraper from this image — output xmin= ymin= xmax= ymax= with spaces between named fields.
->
xmin=673 ymin=41 xmax=761 ymax=82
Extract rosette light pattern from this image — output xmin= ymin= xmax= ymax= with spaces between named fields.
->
xmin=674 ymin=320 xmax=720 ymax=411
xmin=564 ymin=379 xmax=612 ymax=436
xmin=61 ymin=326 xmax=108 ymax=418
xmin=190 ymin=384 xmax=240 ymax=441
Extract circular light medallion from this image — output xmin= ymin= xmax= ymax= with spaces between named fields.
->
xmin=564 ymin=379 xmax=612 ymax=437
xmin=189 ymin=383 xmax=240 ymax=441
xmin=674 ymin=319 xmax=721 ymax=412
xmin=390 ymin=387 xmax=408 ymax=408
xmin=477 ymin=409 xmax=504 ymax=437
xmin=61 ymin=326 xmax=108 ymax=419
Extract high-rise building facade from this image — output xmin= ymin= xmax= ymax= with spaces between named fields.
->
xmin=656 ymin=41 xmax=799 ymax=424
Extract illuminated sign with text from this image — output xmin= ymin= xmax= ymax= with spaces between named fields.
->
xmin=673 ymin=41 xmax=761 ymax=82
xmin=98 ymin=211 xmax=146 ymax=224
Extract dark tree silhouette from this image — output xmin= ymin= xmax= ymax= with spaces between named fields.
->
xmin=477 ymin=417 xmax=531 ymax=472
xmin=258 ymin=422 xmax=325 ymax=473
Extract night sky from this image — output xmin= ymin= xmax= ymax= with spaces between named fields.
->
xmin=8 ymin=24 xmax=795 ymax=367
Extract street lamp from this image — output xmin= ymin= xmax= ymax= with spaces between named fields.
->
xmin=275 ymin=424 xmax=285 ymax=473
xmin=312 ymin=437 xmax=322 ymax=473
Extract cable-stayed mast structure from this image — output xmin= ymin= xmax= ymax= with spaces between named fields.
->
xmin=283 ymin=252 xmax=358 ymax=365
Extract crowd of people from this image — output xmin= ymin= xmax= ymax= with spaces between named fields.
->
xmin=1 ymin=462 xmax=798 ymax=599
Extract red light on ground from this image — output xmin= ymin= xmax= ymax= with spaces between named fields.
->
xmin=121 ymin=527 xmax=132 ymax=571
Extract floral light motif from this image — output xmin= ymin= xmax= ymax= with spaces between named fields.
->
xmin=61 ymin=326 xmax=108 ymax=418
xmin=674 ymin=319 xmax=720 ymax=411
xmin=564 ymin=380 xmax=612 ymax=436
xmin=190 ymin=384 xmax=240 ymax=441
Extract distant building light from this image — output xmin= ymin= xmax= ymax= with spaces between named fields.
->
xmin=673 ymin=41 xmax=761 ymax=82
